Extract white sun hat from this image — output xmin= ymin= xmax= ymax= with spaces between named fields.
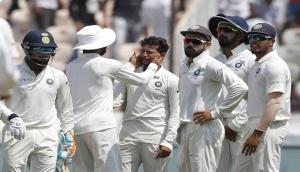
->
xmin=73 ymin=25 xmax=116 ymax=50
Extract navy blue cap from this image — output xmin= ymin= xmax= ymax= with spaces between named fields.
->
xmin=208 ymin=14 xmax=249 ymax=38
xmin=21 ymin=29 xmax=57 ymax=49
xmin=180 ymin=25 xmax=212 ymax=41
xmin=248 ymin=23 xmax=276 ymax=37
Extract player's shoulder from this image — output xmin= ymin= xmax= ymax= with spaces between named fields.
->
xmin=47 ymin=66 xmax=67 ymax=79
xmin=214 ymin=53 xmax=225 ymax=61
xmin=161 ymin=68 xmax=179 ymax=82
xmin=266 ymin=54 xmax=288 ymax=69
xmin=240 ymin=49 xmax=256 ymax=60
xmin=207 ymin=56 xmax=227 ymax=69
xmin=94 ymin=57 xmax=122 ymax=68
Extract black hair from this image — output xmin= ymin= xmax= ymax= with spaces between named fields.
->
xmin=83 ymin=47 xmax=107 ymax=56
xmin=139 ymin=36 xmax=169 ymax=54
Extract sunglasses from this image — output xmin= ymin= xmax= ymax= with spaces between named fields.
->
xmin=183 ymin=37 xmax=206 ymax=45
xmin=248 ymin=34 xmax=272 ymax=41
xmin=31 ymin=47 xmax=56 ymax=53
xmin=216 ymin=26 xmax=239 ymax=33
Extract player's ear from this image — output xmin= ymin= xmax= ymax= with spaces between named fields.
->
xmin=160 ymin=52 xmax=166 ymax=57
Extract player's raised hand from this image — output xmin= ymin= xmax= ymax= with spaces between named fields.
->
xmin=129 ymin=52 xmax=142 ymax=69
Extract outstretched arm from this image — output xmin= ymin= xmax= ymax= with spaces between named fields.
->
xmin=242 ymin=92 xmax=283 ymax=156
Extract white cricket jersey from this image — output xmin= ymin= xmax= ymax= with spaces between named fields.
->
xmin=34 ymin=0 xmax=58 ymax=10
xmin=66 ymin=53 xmax=158 ymax=135
xmin=0 ymin=62 xmax=74 ymax=133
xmin=0 ymin=18 xmax=19 ymax=59
xmin=215 ymin=44 xmax=255 ymax=131
xmin=0 ymin=33 xmax=18 ymax=96
xmin=119 ymin=66 xmax=180 ymax=150
xmin=179 ymin=50 xmax=248 ymax=122
xmin=247 ymin=50 xmax=291 ymax=121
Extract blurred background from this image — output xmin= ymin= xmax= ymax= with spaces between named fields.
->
xmin=0 ymin=0 xmax=300 ymax=171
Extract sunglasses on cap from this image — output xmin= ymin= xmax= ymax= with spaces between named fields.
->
xmin=183 ymin=37 xmax=207 ymax=45
xmin=31 ymin=47 xmax=56 ymax=53
xmin=216 ymin=26 xmax=239 ymax=33
xmin=248 ymin=34 xmax=272 ymax=41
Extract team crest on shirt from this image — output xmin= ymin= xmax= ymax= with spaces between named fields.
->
xmin=235 ymin=62 xmax=242 ymax=68
xmin=152 ymin=80 xmax=164 ymax=93
xmin=194 ymin=69 xmax=201 ymax=76
xmin=256 ymin=68 xmax=261 ymax=74
xmin=155 ymin=81 xmax=163 ymax=87
xmin=46 ymin=78 xmax=54 ymax=85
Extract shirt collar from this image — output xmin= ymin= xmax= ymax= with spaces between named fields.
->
xmin=21 ymin=61 xmax=41 ymax=75
xmin=79 ymin=53 xmax=101 ymax=59
xmin=20 ymin=61 xmax=47 ymax=78
xmin=184 ymin=50 xmax=209 ymax=64
xmin=231 ymin=43 xmax=248 ymax=57
xmin=218 ymin=43 xmax=248 ymax=60
xmin=256 ymin=50 xmax=277 ymax=63
xmin=155 ymin=65 xmax=164 ymax=75
xmin=137 ymin=65 xmax=164 ymax=74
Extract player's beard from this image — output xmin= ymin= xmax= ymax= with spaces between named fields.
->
xmin=218 ymin=35 xmax=237 ymax=48
xmin=184 ymin=46 xmax=203 ymax=58
xmin=142 ymin=60 xmax=151 ymax=71
xmin=25 ymin=53 xmax=52 ymax=68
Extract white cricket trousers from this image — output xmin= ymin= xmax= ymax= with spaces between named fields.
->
xmin=177 ymin=120 xmax=224 ymax=172
xmin=72 ymin=127 xmax=122 ymax=172
xmin=120 ymin=140 xmax=170 ymax=172
xmin=2 ymin=125 xmax=59 ymax=172
xmin=232 ymin=119 xmax=289 ymax=172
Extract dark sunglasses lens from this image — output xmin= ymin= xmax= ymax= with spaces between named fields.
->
xmin=184 ymin=38 xmax=202 ymax=45
xmin=248 ymin=35 xmax=267 ymax=41
xmin=217 ymin=26 xmax=237 ymax=33
xmin=222 ymin=27 xmax=232 ymax=32
xmin=32 ymin=47 xmax=55 ymax=53
xmin=191 ymin=39 xmax=201 ymax=45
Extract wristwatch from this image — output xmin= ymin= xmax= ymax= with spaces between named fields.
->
xmin=8 ymin=113 xmax=18 ymax=121
xmin=254 ymin=128 xmax=265 ymax=136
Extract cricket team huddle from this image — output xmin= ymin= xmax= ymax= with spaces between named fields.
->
xmin=0 ymin=13 xmax=291 ymax=172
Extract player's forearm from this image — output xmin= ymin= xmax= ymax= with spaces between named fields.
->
xmin=165 ymin=85 xmax=180 ymax=146
xmin=0 ymin=100 xmax=14 ymax=123
xmin=215 ymin=83 xmax=248 ymax=119
xmin=257 ymin=94 xmax=282 ymax=130
xmin=115 ymin=63 xmax=157 ymax=86
xmin=59 ymin=111 xmax=74 ymax=133
xmin=161 ymin=118 xmax=179 ymax=151
xmin=113 ymin=80 xmax=126 ymax=107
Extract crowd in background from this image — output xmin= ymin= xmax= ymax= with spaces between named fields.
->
xmin=0 ymin=0 xmax=300 ymax=172
xmin=0 ymin=0 xmax=300 ymax=112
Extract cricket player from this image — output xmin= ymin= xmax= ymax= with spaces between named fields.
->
xmin=114 ymin=36 xmax=179 ymax=172
xmin=208 ymin=14 xmax=256 ymax=172
xmin=66 ymin=25 xmax=161 ymax=172
xmin=232 ymin=23 xmax=291 ymax=172
xmin=177 ymin=25 xmax=248 ymax=172
xmin=0 ymin=29 xmax=75 ymax=172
